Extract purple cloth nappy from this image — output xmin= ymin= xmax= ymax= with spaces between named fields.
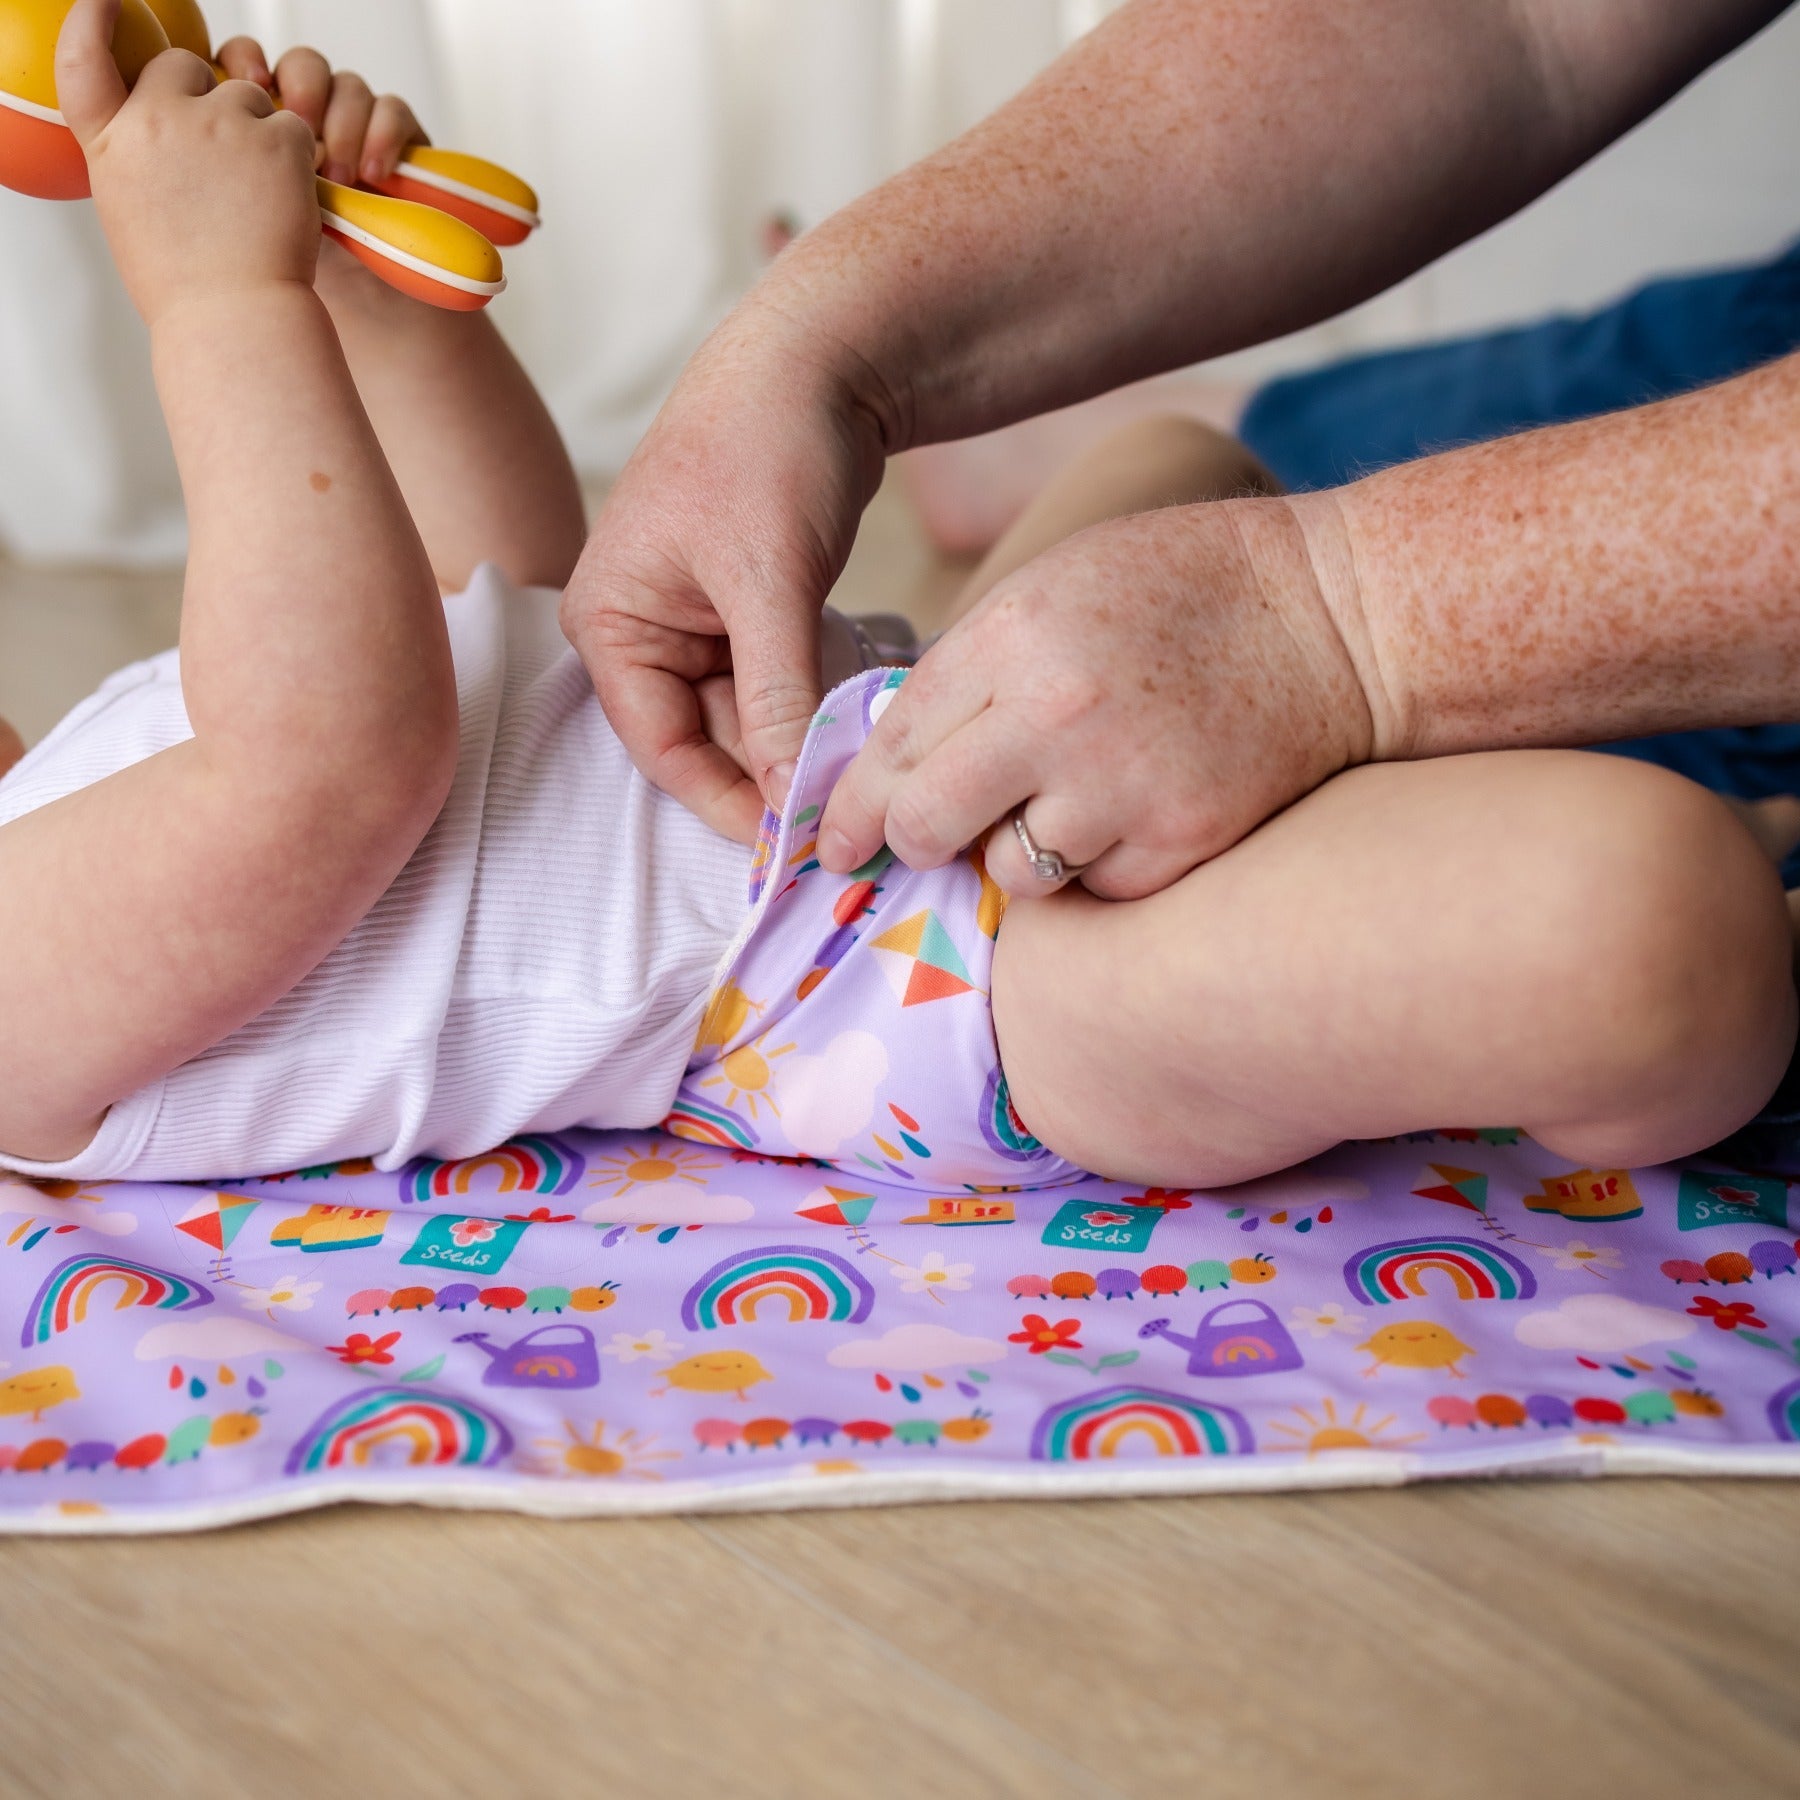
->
xmin=666 ymin=667 xmax=1084 ymax=1195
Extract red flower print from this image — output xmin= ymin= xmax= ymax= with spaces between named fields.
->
xmin=1081 ymin=1209 xmax=1133 ymax=1228
xmin=504 ymin=1206 xmax=574 ymax=1224
xmin=449 ymin=1218 xmax=498 ymax=1247
xmin=1707 ymin=1185 xmax=1760 ymax=1208
xmin=329 ymin=1330 xmax=401 ymax=1366
xmin=1687 ymin=1296 xmax=1766 ymax=1332
xmin=1008 ymin=1314 xmax=1083 ymax=1355
xmin=1127 ymin=1188 xmax=1194 ymax=1213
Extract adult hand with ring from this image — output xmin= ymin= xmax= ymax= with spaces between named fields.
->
xmin=1007 ymin=808 xmax=1088 ymax=886
xmin=817 ymin=493 xmax=1385 ymax=900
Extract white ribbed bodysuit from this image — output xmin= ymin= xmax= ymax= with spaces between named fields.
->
xmin=0 ymin=566 xmax=757 ymax=1181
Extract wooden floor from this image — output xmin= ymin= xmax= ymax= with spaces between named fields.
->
xmin=2 ymin=485 xmax=1798 ymax=1800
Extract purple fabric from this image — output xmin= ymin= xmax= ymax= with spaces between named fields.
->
xmin=669 ymin=669 xmax=1081 ymax=1190
xmin=1 ymin=1136 xmax=1796 ymax=1531
xmin=1 ymin=670 xmax=1796 ymax=1531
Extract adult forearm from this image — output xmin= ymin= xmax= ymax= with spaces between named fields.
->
xmin=1317 ymin=349 xmax=1800 ymax=759
xmin=762 ymin=0 xmax=1781 ymax=451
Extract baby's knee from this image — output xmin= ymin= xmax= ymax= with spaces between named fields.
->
xmin=1085 ymin=413 xmax=1281 ymax=506
xmin=1533 ymin=762 xmax=1796 ymax=1164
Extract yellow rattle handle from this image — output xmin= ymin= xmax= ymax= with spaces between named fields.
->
xmin=317 ymin=176 xmax=506 ymax=313
xmin=373 ymin=146 xmax=540 ymax=249
xmin=170 ymin=0 xmax=541 ymax=248
xmin=0 ymin=0 xmax=533 ymax=312
xmin=171 ymin=0 xmax=536 ymax=250
xmin=206 ymin=60 xmax=543 ymax=251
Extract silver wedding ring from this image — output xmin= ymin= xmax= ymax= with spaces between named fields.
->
xmin=1011 ymin=808 xmax=1086 ymax=883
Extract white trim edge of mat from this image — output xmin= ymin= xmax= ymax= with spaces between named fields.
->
xmin=8 ymin=1436 xmax=1798 ymax=1537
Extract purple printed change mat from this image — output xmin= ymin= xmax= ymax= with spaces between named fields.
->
xmin=1 ymin=1129 xmax=1797 ymax=1533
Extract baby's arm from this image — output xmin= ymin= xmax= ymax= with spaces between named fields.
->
xmin=0 ymin=1 xmax=455 ymax=1163
xmin=214 ymin=40 xmax=589 ymax=594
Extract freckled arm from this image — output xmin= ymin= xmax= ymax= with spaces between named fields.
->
xmin=1306 ymin=348 xmax=1800 ymax=758
xmin=759 ymin=0 xmax=1785 ymax=449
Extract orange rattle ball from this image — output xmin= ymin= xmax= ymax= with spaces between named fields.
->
xmin=141 ymin=0 xmax=207 ymax=60
xmin=0 ymin=0 xmax=171 ymax=199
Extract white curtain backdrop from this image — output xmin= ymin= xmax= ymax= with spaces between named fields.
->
xmin=0 ymin=0 xmax=1795 ymax=565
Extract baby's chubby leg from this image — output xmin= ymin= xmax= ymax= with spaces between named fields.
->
xmin=992 ymin=751 xmax=1796 ymax=1186
xmin=211 ymin=40 xmax=588 ymax=596
xmin=949 ymin=414 xmax=1282 ymax=623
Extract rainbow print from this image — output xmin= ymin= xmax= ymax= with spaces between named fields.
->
xmin=20 ymin=1255 xmax=212 ymax=1348
xmin=682 ymin=1245 xmax=876 ymax=1329
xmin=663 ymin=1094 xmax=758 ymax=1152
xmin=1030 ymin=1385 xmax=1254 ymax=1461
xmin=398 ymin=1134 xmax=586 ymax=1205
xmin=979 ymin=1067 xmax=1042 ymax=1162
xmin=1768 ymin=1379 xmax=1800 ymax=1443
xmin=747 ymin=810 xmax=780 ymax=904
xmin=283 ymin=1386 xmax=513 ymax=1475
xmin=1343 ymin=1236 xmax=1536 ymax=1306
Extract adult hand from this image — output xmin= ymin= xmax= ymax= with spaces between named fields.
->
xmin=559 ymin=0 xmax=1761 ymax=854
xmin=562 ymin=303 xmax=894 ymax=842
xmin=817 ymin=495 xmax=1382 ymax=899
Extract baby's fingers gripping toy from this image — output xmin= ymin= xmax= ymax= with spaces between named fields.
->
xmin=0 ymin=0 xmax=538 ymax=309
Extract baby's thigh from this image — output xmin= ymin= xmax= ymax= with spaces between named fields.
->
xmin=990 ymin=871 xmax=1339 ymax=1188
xmin=991 ymin=750 xmax=1795 ymax=1185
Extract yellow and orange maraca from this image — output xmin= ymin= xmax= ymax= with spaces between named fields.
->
xmin=0 ymin=0 xmax=539 ymax=309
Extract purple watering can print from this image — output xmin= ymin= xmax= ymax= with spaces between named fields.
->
xmin=454 ymin=1323 xmax=600 ymax=1389
xmin=1138 ymin=1298 xmax=1304 ymax=1377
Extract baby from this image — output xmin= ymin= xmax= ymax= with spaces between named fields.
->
xmin=0 ymin=0 xmax=1794 ymax=1194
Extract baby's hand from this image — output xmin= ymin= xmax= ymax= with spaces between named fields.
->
xmin=212 ymin=37 xmax=430 ymax=191
xmin=59 ymin=0 xmax=319 ymax=327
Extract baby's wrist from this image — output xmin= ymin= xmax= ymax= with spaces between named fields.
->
xmin=312 ymin=238 xmax=411 ymax=320
xmin=312 ymin=239 xmax=490 ymax=351
xmin=146 ymin=279 xmax=330 ymax=354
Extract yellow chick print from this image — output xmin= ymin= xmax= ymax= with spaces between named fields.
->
xmin=1358 ymin=1320 xmax=1474 ymax=1379
xmin=0 ymin=1365 xmax=81 ymax=1422
xmin=651 ymin=1350 xmax=774 ymax=1402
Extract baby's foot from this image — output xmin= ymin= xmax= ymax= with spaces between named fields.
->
xmin=758 ymin=210 xmax=800 ymax=263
